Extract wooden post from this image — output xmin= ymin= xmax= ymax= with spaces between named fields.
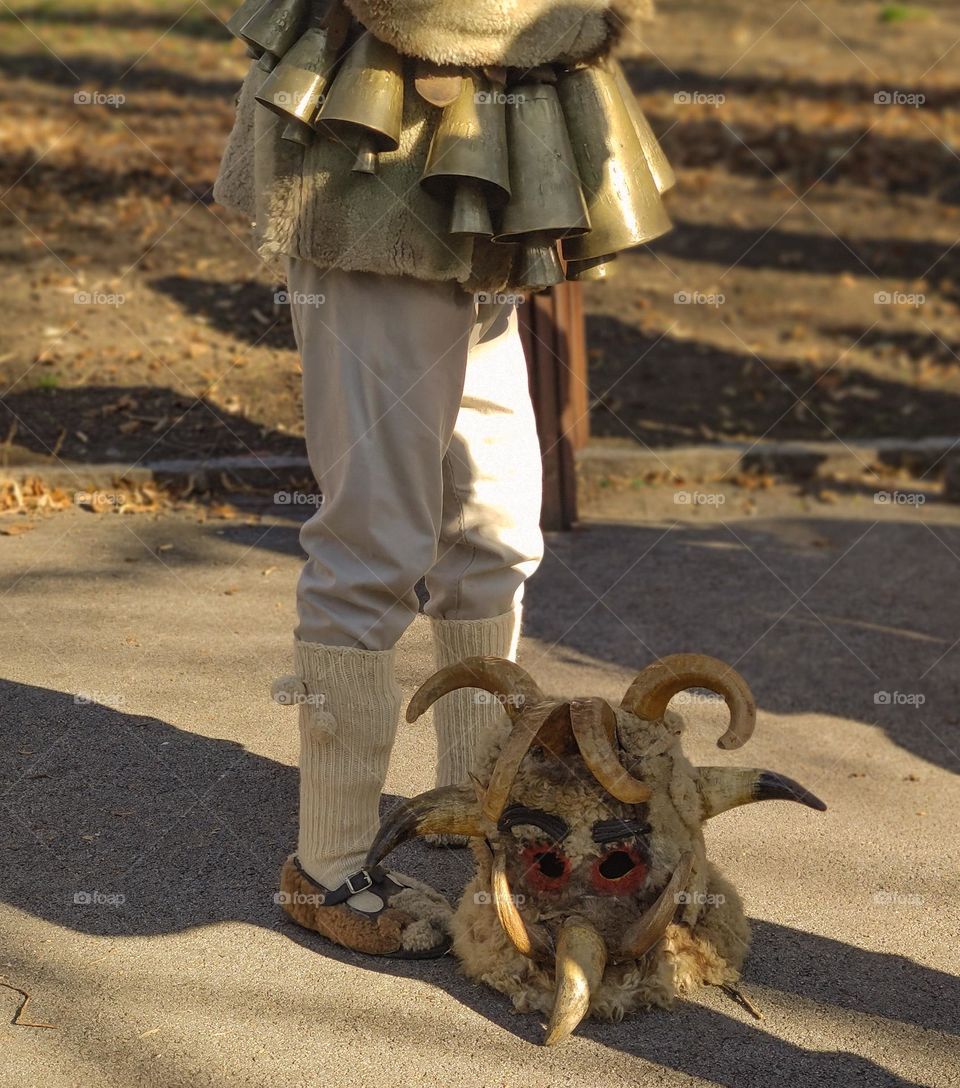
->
xmin=518 ymin=282 xmax=589 ymax=531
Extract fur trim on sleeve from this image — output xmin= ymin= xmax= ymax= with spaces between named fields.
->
xmin=343 ymin=0 xmax=654 ymax=67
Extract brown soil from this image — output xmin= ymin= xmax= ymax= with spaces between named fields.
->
xmin=0 ymin=0 xmax=958 ymax=468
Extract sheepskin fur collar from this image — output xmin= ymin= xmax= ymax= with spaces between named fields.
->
xmin=343 ymin=0 xmax=654 ymax=67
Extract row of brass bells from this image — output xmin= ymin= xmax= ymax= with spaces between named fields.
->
xmin=255 ymin=2 xmax=352 ymax=149
xmin=235 ymin=0 xmax=308 ymax=72
xmin=557 ymin=62 xmax=672 ymax=283
xmin=315 ymin=28 xmax=405 ymax=173
xmin=495 ymin=82 xmax=590 ymax=290
xmin=421 ymin=74 xmax=510 ymax=237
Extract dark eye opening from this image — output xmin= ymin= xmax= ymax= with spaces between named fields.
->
xmin=535 ymin=851 xmax=566 ymax=879
xmin=590 ymin=845 xmax=648 ymax=894
xmin=599 ymin=849 xmax=637 ymax=880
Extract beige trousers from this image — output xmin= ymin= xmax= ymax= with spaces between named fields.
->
xmin=286 ymin=259 xmax=545 ymax=651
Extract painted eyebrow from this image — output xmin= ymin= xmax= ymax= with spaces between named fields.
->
xmin=591 ymin=818 xmax=651 ymax=844
xmin=497 ymin=804 xmax=569 ymax=842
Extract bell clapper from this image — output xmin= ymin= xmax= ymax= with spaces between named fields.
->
xmin=352 ymin=135 xmax=379 ymax=174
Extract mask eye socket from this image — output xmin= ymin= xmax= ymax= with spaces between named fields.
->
xmin=520 ymin=842 xmax=572 ymax=892
xmin=590 ymin=845 xmax=648 ymax=895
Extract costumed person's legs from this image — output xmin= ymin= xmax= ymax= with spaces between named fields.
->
xmin=422 ymin=302 xmax=545 ymax=796
xmin=276 ymin=257 xmax=481 ymax=957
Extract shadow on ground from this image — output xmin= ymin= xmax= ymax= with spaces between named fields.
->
xmin=0 ymin=680 xmax=951 ymax=1086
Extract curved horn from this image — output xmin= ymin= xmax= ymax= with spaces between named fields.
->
xmin=698 ymin=767 xmax=826 ymax=819
xmin=491 ymin=848 xmax=552 ymax=961
xmin=365 ymin=786 xmax=485 ymax=867
xmin=482 ymin=700 xmax=560 ymax=821
xmin=616 ymin=851 xmax=694 ymax=963
xmin=569 ymin=697 xmax=651 ymax=803
xmin=620 ymin=654 xmax=756 ymax=750
xmin=406 ymin=656 xmax=544 ymax=725
xmin=544 ymin=916 xmax=608 ymax=1047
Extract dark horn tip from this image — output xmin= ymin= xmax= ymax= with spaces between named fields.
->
xmin=756 ymin=771 xmax=827 ymax=812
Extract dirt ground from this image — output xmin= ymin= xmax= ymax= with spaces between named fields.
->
xmin=0 ymin=0 xmax=958 ymax=470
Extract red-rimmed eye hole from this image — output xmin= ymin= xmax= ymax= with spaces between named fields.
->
xmin=591 ymin=846 xmax=648 ymax=895
xmin=520 ymin=842 xmax=572 ymax=892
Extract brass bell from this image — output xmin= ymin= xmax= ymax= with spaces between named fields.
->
xmin=422 ymin=74 xmax=510 ymax=238
xmin=227 ymin=0 xmax=268 ymax=48
xmin=255 ymin=6 xmax=350 ymax=127
xmin=514 ymin=242 xmax=566 ymax=291
xmin=494 ymin=82 xmax=590 ymax=246
xmin=316 ymin=28 xmax=405 ymax=174
xmin=238 ymin=0 xmax=308 ymax=72
xmin=558 ymin=63 xmax=672 ymax=263
xmin=566 ymin=253 xmax=617 ymax=281
xmin=609 ymin=59 xmax=675 ymax=194
xmin=281 ymin=118 xmax=315 ymax=147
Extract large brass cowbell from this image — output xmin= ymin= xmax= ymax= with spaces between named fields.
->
xmin=558 ymin=65 xmax=671 ymax=264
xmin=255 ymin=5 xmax=351 ymax=128
xmin=495 ymin=82 xmax=590 ymax=288
xmin=316 ymin=29 xmax=405 ymax=174
xmin=422 ymin=75 xmax=510 ymax=237
xmin=608 ymin=59 xmax=675 ymax=194
xmin=238 ymin=0 xmax=308 ymax=71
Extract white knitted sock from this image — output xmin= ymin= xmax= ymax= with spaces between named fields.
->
xmin=428 ymin=604 xmax=523 ymax=788
xmin=288 ymin=640 xmax=402 ymax=889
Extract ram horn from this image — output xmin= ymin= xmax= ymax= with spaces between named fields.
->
xmin=620 ymin=653 xmax=756 ymax=750
xmin=569 ymin=697 xmax=651 ymax=803
xmin=482 ymin=700 xmax=562 ymax=821
xmin=697 ymin=767 xmax=827 ymax=819
xmin=365 ymin=785 xmax=485 ymax=866
xmin=491 ymin=848 xmax=553 ymax=961
xmin=544 ymin=916 xmax=608 ymax=1047
xmin=616 ymin=851 xmax=694 ymax=962
xmin=406 ymin=656 xmax=544 ymax=726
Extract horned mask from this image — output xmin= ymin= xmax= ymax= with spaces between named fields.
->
xmin=368 ymin=654 xmax=826 ymax=1045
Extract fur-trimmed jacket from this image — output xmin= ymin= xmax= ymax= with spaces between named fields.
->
xmin=213 ymin=0 xmax=654 ymax=291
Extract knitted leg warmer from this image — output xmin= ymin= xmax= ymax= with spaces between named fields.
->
xmin=428 ymin=604 xmax=523 ymax=789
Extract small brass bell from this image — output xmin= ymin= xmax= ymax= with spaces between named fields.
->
xmin=316 ymin=28 xmax=405 ymax=174
xmin=281 ymin=118 xmax=315 ymax=147
xmin=238 ymin=0 xmax=308 ymax=73
xmin=514 ymin=242 xmax=566 ymax=291
xmin=227 ymin=0 xmax=268 ymax=48
xmin=255 ymin=5 xmax=350 ymax=127
xmin=609 ymin=59 xmax=675 ymax=194
xmin=558 ymin=63 xmax=672 ymax=264
xmin=494 ymin=82 xmax=590 ymax=246
xmin=422 ymin=74 xmax=510 ymax=238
